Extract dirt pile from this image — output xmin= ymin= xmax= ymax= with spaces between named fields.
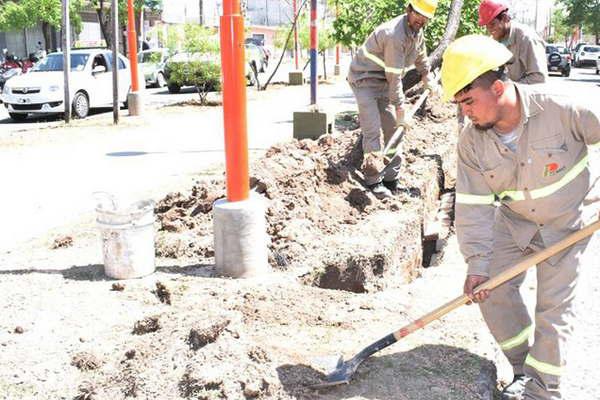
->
xmin=155 ymin=92 xmax=458 ymax=292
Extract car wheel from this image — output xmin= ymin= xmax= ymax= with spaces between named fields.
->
xmin=167 ymin=84 xmax=181 ymax=94
xmin=8 ymin=112 xmax=28 ymax=121
xmin=156 ymin=72 xmax=167 ymax=88
xmin=247 ymin=62 xmax=258 ymax=87
xmin=71 ymin=91 xmax=89 ymax=119
xmin=596 ymin=69 xmax=599 ymax=75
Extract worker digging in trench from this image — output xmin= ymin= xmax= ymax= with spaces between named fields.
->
xmin=442 ymin=34 xmax=600 ymax=400
xmin=347 ymin=0 xmax=443 ymax=199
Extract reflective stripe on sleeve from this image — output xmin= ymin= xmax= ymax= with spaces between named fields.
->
xmin=588 ymin=141 xmax=600 ymax=150
xmin=500 ymin=324 xmax=533 ymax=350
xmin=362 ymin=46 xmax=405 ymax=75
xmin=525 ymin=354 xmax=563 ymax=376
xmin=455 ymin=193 xmax=495 ymax=205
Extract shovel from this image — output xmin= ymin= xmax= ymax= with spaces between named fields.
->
xmin=382 ymin=71 xmax=441 ymax=165
xmin=309 ymin=218 xmax=600 ymax=389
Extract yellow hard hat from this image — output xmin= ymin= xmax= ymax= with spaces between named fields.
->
xmin=441 ymin=34 xmax=513 ymax=102
xmin=409 ymin=0 xmax=438 ymax=19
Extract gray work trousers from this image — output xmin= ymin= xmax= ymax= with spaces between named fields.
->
xmin=480 ymin=217 xmax=590 ymax=400
xmin=349 ymin=79 xmax=402 ymax=186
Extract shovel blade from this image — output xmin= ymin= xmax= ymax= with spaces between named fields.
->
xmin=308 ymin=355 xmax=363 ymax=389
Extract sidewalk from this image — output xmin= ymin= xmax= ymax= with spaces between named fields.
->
xmin=0 ymin=71 xmax=357 ymax=255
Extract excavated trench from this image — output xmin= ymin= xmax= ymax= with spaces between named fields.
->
xmin=154 ymin=91 xmax=458 ymax=294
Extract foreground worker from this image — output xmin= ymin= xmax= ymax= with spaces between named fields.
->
xmin=441 ymin=35 xmax=600 ymax=400
xmin=347 ymin=0 xmax=441 ymax=199
xmin=478 ymin=0 xmax=547 ymax=84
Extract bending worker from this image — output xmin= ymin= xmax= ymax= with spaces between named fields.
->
xmin=347 ymin=0 xmax=441 ymax=199
xmin=441 ymin=35 xmax=599 ymax=400
xmin=478 ymin=0 xmax=547 ymax=84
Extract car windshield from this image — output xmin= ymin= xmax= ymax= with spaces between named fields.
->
xmin=546 ymin=46 xmax=558 ymax=54
xmin=32 ymin=53 xmax=89 ymax=72
xmin=583 ymin=46 xmax=600 ymax=52
xmin=138 ymin=51 xmax=162 ymax=63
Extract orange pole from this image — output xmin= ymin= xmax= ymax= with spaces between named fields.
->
xmin=220 ymin=0 xmax=249 ymax=202
xmin=127 ymin=0 xmax=140 ymax=92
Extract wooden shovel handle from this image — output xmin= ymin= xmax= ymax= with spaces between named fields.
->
xmin=392 ymin=219 xmax=600 ymax=341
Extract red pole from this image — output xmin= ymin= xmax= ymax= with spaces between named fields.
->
xmin=220 ymin=0 xmax=249 ymax=202
xmin=293 ymin=0 xmax=299 ymax=69
xmin=126 ymin=0 xmax=139 ymax=92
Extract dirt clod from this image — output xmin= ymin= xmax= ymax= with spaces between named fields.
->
xmin=111 ymin=283 xmax=125 ymax=291
xmin=132 ymin=316 xmax=160 ymax=335
xmin=124 ymin=349 xmax=136 ymax=360
xmin=71 ymin=352 xmax=103 ymax=371
xmin=51 ymin=235 xmax=73 ymax=249
xmin=187 ymin=318 xmax=230 ymax=350
xmin=74 ymin=381 xmax=97 ymax=400
xmin=152 ymin=281 xmax=172 ymax=305
xmin=13 ymin=326 xmax=24 ymax=334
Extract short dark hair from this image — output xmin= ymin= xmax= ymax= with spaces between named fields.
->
xmin=495 ymin=10 xmax=510 ymax=22
xmin=457 ymin=66 xmax=508 ymax=96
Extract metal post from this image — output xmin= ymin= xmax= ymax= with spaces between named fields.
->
xmin=220 ymin=0 xmax=249 ymax=202
xmin=111 ymin=0 xmax=119 ymax=124
xmin=309 ymin=0 xmax=317 ymax=105
xmin=293 ymin=0 xmax=299 ymax=69
xmin=62 ymin=0 xmax=71 ymax=123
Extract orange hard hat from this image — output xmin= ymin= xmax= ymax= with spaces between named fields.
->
xmin=478 ymin=0 xmax=509 ymax=26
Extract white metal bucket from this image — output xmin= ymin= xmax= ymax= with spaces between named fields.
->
xmin=95 ymin=194 xmax=156 ymax=280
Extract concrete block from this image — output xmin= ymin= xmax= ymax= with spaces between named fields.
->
xmin=288 ymin=71 xmax=304 ymax=86
xmin=334 ymin=64 xmax=341 ymax=76
xmin=293 ymin=110 xmax=333 ymax=140
xmin=127 ymin=92 xmax=144 ymax=116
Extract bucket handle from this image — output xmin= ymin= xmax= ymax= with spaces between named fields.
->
xmin=93 ymin=191 xmax=118 ymax=212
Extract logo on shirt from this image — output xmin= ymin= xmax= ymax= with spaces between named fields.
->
xmin=543 ymin=162 xmax=564 ymax=177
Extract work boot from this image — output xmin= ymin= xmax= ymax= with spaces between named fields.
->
xmin=368 ymin=182 xmax=393 ymax=199
xmin=502 ymin=375 xmax=531 ymax=400
xmin=383 ymin=179 xmax=400 ymax=193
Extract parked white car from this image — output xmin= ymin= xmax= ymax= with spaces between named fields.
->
xmin=1 ymin=49 xmax=131 ymax=121
xmin=573 ymin=44 xmax=600 ymax=67
xmin=596 ymin=55 xmax=600 ymax=75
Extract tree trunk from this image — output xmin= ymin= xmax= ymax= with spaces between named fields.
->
xmin=402 ymin=0 xmax=464 ymax=91
xmin=96 ymin=0 xmax=112 ymax=48
xmin=42 ymin=22 xmax=52 ymax=52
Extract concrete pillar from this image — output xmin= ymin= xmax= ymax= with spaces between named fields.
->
xmin=127 ymin=92 xmax=144 ymax=116
xmin=213 ymin=194 xmax=270 ymax=278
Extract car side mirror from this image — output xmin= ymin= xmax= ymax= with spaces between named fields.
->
xmin=92 ymin=65 xmax=107 ymax=74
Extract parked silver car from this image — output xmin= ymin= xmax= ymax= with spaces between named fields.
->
xmin=138 ymin=48 xmax=169 ymax=88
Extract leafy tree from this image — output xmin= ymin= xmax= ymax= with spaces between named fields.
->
xmin=182 ymin=24 xmax=219 ymax=54
xmin=0 ymin=0 xmax=84 ymax=51
xmin=333 ymin=0 xmax=482 ymax=51
xmin=549 ymin=7 xmax=572 ymax=46
xmin=558 ymin=0 xmax=600 ymax=44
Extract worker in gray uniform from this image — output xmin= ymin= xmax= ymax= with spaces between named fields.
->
xmin=347 ymin=0 xmax=441 ymax=199
xmin=442 ymin=34 xmax=600 ymax=400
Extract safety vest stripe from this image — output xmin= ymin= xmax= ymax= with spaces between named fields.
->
xmin=455 ymin=193 xmax=495 ymax=205
xmin=525 ymin=354 xmax=563 ymax=376
xmin=588 ymin=141 xmax=600 ymax=150
xmin=500 ymin=324 xmax=533 ymax=350
xmin=385 ymin=147 xmax=398 ymax=157
xmin=459 ymin=154 xmax=589 ymax=205
xmin=362 ymin=46 xmax=405 ymax=75
xmin=529 ymin=154 xmax=588 ymax=199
